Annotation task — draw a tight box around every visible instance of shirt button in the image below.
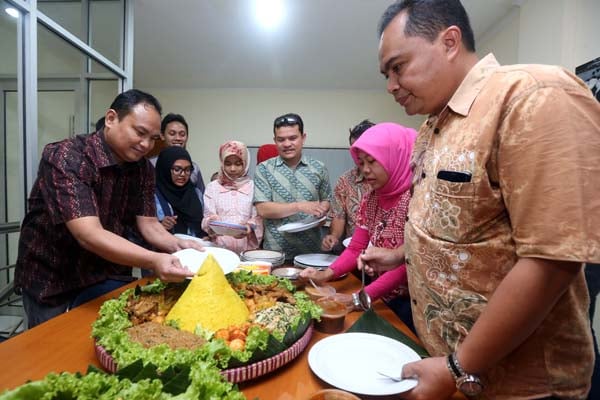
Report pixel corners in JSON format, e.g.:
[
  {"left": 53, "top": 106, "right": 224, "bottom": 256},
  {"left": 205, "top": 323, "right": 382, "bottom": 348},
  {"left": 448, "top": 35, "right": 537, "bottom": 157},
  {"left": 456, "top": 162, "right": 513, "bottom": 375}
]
[
  {"left": 406, "top": 257, "right": 410, "bottom": 265},
  {"left": 421, "top": 172, "right": 426, "bottom": 179},
  {"left": 412, "top": 299, "right": 417, "bottom": 305},
  {"left": 405, "top": 215, "right": 409, "bottom": 222},
  {"left": 433, "top": 128, "right": 440, "bottom": 134}
]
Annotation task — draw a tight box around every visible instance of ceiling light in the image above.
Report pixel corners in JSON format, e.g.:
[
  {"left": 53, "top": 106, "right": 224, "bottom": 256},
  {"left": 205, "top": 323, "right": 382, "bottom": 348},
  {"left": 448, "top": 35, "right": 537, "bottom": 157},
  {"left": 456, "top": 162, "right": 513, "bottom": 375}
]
[
  {"left": 5, "top": 7, "right": 19, "bottom": 18},
  {"left": 254, "top": 0, "right": 284, "bottom": 30}
]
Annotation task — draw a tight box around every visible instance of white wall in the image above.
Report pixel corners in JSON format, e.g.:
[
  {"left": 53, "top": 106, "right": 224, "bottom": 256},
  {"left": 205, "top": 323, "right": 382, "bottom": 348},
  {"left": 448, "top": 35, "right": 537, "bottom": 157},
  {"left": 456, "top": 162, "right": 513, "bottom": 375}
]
[
  {"left": 517, "top": 0, "right": 600, "bottom": 69},
  {"left": 144, "top": 88, "right": 426, "bottom": 178},
  {"left": 477, "top": 7, "right": 520, "bottom": 65}
]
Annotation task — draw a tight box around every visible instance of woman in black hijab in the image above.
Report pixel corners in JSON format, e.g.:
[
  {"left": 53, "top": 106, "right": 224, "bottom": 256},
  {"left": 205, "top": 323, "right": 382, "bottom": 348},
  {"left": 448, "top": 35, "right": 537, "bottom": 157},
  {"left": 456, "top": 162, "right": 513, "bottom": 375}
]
[{"left": 155, "top": 146, "right": 206, "bottom": 237}]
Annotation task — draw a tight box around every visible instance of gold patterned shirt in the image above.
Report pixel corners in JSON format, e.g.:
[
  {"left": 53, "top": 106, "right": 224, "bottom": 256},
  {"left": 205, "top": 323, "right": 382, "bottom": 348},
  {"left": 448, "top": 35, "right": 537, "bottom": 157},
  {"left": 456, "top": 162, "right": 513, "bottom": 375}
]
[{"left": 405, "top": 54, "right": 600, "bottom": 399}]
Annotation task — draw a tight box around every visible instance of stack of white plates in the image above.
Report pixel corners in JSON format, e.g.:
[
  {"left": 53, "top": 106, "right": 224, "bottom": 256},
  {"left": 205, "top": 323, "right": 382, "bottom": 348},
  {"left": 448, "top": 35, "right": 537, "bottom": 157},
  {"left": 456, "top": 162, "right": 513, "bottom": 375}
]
[
  {"left": 294, "top": 253, "right": 338, "bottom": 269},
  {"left": 240, "top": 249, "right": 285, "bottom": 267}
]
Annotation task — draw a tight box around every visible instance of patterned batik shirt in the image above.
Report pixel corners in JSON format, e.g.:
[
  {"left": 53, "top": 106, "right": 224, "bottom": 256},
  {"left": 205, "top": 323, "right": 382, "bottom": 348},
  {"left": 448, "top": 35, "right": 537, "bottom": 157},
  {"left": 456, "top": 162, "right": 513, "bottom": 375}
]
[
  {"left": 330, "top": 167, "right": 370, "bottom": 238},
  {"left": 405, "top": 53, "right": 600, "bottom": 399},
  {"left": 253, "top": 155, "right": 331, "bottom": 260},
  {"left": 15, "top": 131, "right": 156, "bottom": 306}
]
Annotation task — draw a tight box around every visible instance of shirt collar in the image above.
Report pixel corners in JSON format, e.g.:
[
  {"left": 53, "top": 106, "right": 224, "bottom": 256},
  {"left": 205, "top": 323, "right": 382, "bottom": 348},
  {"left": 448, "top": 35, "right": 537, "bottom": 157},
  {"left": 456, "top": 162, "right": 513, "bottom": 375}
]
[
  {"left": 96, "top": 130, "right": 145, "bottom": 170},
  {"left": 218, "top": 180, "right": 252, "bottom": 195},
  {"left": 446, "top": 53, "right": 500, "bottom": 117},
  {"left": 353, "top": 167, "right": 365, "bottom": 183},
  {"left": 274, "top": 154, "right": 308, "bottom": 168}
]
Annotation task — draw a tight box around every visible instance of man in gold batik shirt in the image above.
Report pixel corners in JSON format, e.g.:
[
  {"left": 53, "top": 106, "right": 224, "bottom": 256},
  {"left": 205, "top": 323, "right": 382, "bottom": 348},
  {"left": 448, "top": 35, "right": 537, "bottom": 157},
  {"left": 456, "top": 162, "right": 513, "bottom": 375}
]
[{"left": 359, "top": 1, "right": 600, "bottom": 399}]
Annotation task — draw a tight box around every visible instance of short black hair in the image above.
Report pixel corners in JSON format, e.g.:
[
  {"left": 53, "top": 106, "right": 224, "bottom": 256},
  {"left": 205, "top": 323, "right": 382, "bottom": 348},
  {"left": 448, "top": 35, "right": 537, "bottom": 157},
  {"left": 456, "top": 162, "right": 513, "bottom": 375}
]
[
  {"left": 95, "top": 116, "right": 105, "bottom": 132},
  {"left": 161, "top": 113, "right": 189, "bottom": 134},
  {"left": 349, "top": 119, "right": 375, "bottom": 142},
  {"left": 378, "top": 0, "right": 475, "bottom": 52},
  {"left": 273, "top": 113, "right": 304, "bottom": 134},
  {"left": 108, "top": 89, "right": 162, "bottom": 121}
]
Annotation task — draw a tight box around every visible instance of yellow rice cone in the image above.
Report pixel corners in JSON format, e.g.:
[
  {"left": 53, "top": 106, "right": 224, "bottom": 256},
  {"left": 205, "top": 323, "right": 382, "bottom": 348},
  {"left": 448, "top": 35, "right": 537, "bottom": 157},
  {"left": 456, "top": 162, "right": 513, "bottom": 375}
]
[{"left": 166, "top": 253, "right": 249, "bottom": 333}]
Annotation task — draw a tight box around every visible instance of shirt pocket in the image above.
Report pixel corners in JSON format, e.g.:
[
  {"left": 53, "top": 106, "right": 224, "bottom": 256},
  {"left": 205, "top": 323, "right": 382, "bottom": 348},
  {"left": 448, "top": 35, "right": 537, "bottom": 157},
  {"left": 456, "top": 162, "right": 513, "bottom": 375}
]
[{"left": 424, "top": 175, "right": 475, "bottom": 243}]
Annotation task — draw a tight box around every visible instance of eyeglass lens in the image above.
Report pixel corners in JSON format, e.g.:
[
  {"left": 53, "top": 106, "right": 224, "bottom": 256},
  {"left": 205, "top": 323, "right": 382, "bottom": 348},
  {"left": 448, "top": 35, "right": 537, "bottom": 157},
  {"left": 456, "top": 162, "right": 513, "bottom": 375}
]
[{"left": 172, "top": 166, "right": 193, "bottom": 174}]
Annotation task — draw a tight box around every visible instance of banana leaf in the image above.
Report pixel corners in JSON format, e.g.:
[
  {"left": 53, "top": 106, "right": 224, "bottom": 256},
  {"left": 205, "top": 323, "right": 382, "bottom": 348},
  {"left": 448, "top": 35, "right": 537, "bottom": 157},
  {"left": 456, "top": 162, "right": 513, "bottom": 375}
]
[
  {"left": 226, "top": 313, "right": 311, "bottom": 367},
  {"left": 347, "top": 308, "right": 429, "bottom": 358}
]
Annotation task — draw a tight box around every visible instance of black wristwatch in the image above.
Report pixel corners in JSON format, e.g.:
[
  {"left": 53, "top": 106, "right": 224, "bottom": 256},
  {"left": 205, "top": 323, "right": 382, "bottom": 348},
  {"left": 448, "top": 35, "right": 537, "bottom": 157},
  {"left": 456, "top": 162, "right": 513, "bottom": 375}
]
[{"left": 446, "top": 352, "right": 483, "bottom": 396}]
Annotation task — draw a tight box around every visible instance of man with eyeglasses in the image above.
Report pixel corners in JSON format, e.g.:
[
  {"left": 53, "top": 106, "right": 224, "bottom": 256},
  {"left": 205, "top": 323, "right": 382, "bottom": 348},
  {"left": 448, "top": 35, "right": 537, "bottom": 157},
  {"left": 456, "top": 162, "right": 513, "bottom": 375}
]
[
  {"left": 15, "top": 90, "right": 198, "bottom": 329},
  {"left": 253, "top": 113, "right": 332, "bottom": 260}
]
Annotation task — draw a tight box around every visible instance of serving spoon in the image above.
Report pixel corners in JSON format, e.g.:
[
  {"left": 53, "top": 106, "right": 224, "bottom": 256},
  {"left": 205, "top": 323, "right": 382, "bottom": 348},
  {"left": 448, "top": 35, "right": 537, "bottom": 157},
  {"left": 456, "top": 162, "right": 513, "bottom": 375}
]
[{"left": 355, "top": 252, "right": 372, "bottom": 311}]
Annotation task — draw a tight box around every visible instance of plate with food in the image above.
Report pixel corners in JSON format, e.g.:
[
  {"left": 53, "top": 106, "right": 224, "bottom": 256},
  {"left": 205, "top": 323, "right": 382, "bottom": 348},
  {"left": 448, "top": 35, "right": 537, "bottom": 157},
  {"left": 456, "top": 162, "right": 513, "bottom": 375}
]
[
  {"left": 92, "top": 255, "right": 322, "bottom": 384},
  {"left": 277, "top": 216, "right": 326, "bottom": 233},
  {"left": 308, "top": 333, "right": 420, "bottom": 395},
  {"left": 173, "top": 247, "right": 240, "bottom": 276}
]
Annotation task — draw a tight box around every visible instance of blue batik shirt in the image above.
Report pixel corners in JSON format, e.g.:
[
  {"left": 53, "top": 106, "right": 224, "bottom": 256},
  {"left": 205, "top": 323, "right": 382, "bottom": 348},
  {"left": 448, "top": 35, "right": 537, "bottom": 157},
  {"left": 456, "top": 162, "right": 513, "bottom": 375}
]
[{"left": 253, "top": 155, "right": 332, "bottom": 260}]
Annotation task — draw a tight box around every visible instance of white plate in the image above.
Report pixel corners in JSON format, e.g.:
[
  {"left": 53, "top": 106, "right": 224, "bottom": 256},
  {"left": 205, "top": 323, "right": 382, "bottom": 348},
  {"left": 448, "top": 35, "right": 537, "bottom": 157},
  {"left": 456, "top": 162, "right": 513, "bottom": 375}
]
[
  {"left": 209, "top": 221, "right": 247, "bottom": 236},
  {"left": 174, "top": 233, "right": 213, "bottom": 247},
  {"left": 241, "top": 249, "right": 284, "bottom": 260},
  {"left": 342, "top": 237, "right": 351, "bottom": 247},
  {"left": 277, "top": 216, "right": 326, "bottom": 233},
  {"left": 294, "top": 253, "right": 338, "bottom": 268},
  {"left": 173, "top": 247, "right": 240, "bottom": 277},
  {"left": 308, "top": 333, "right": 420, "bottom": 396}
]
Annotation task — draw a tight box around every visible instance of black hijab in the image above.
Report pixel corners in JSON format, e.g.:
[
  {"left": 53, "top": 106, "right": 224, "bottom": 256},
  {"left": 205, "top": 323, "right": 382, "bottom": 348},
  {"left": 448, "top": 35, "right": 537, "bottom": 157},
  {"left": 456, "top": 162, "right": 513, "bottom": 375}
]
[{"left": 155, "top": 146, "right": 203, "bottom": 235}]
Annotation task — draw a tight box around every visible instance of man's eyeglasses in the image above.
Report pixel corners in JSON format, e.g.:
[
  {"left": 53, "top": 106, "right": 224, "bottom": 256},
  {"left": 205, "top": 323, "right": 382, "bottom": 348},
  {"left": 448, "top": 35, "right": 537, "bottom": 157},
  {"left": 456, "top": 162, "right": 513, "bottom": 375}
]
[
  {"left": 274, "top": 116, "right": 299, "bottom": 128},
  {"left": 171, "top": 166, "right": 194, "bottom": 175}
]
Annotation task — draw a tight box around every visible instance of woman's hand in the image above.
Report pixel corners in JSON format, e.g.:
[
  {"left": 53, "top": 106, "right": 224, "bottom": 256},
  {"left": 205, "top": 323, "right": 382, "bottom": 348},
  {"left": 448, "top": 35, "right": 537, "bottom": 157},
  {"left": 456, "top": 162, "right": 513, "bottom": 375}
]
[
  {"left": 161, "top": 215, "right": 177, "bottom": 231},
  {"left": 233, "top": 224, "right": 253, "bottom": 239},
  {"left": 299, "top": 267, "right": 335, "bottom": 283},
  {"left": 321, "top": 234, "right": 339, "bottom": 251},
  {"left": 358, "top": 246, "right": 405, "bottom": 274}
]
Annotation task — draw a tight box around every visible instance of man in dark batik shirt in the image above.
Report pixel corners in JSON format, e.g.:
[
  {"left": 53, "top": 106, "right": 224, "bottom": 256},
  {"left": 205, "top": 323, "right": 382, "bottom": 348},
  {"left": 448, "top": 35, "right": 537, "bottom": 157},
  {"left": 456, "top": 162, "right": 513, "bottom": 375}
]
[{"left": 15, "top": 89, "right": 200, "bottom": 328}]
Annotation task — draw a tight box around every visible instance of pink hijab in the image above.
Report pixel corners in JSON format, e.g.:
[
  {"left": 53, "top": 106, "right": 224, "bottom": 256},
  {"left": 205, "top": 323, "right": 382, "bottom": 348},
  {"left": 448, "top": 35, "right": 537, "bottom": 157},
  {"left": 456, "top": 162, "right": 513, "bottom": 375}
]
[
  {"left": 350, "top": 123, "right": 417, "bottom": 209},
  {"left": 218, "top": 140, "right": 251, "bottom": 190}
]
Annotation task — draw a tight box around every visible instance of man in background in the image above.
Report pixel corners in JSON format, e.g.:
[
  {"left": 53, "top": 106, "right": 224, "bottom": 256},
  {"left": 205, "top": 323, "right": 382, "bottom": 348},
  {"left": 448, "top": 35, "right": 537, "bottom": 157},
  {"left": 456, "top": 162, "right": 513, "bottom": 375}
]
[
  {"left": 253, "top": 113, "right": 331, "bottom": 260},
  {"left": 321, "top": 119, "right": 374, "bottom": 254},
  {"left": 361, "top": 0, "right": 600, "bottom": 398},
  {"left": 15, "top": 89, "right": 197, "bottom": 328},
  {"left": 150, "top": 113, "right": 205, "bottom": 195}
]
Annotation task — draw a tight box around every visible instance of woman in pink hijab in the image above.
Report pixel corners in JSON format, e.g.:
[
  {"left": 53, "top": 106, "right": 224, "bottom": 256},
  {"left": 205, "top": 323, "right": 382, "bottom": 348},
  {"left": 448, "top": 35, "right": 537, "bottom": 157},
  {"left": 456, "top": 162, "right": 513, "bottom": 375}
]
[
  {"left": 301, "top": 123, "right": 417, "bottom": 331},
  {"left": 202, "top": 140, "right": 263, "bottom": 254}
]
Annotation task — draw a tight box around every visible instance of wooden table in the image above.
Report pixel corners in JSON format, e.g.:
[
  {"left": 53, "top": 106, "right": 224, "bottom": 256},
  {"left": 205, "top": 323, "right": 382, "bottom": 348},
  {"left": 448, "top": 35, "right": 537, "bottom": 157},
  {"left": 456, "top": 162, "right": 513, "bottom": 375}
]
[{"left": 0, "top": 274, "right": 464, "bottom": 399}]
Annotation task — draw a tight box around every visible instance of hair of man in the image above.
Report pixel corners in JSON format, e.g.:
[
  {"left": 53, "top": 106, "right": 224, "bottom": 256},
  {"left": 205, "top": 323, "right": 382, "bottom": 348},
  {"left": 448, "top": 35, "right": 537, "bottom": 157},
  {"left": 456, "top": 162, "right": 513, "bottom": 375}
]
[
  {"left": 161, "top": 113, "right": 189, "bottom": 134},
  {"left": 108, "top": 89, "right": 162, "bottom": 121},
  {"left": 378, "top": 0, "right": 475, "bottom": 52}
]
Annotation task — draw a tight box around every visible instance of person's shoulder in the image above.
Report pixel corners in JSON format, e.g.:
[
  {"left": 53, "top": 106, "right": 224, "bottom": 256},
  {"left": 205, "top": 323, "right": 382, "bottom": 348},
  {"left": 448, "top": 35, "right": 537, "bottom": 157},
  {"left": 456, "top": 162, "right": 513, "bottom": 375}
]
[
  {"left": 303, "top": 155, "right": 327, "bottom": 170},
  {"left": 205, "top": 180, "right": 222, "bottom": 191},
  {"left": 255, "top": 157, "right": 278, "bottom": 174},
  {"left": 492, "top": 63, "right": 585, "bottom": 94},
  {"left": 42, "top": 133, "right": 95, "bottom": 161}
]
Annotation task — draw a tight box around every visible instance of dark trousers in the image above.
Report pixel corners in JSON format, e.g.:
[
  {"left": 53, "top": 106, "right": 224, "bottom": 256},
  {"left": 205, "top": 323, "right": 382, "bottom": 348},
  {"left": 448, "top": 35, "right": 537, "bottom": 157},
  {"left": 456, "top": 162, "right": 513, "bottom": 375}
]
[
  {"left": 586, "top": 264, "right": 600, "bottom": 400},
  {"left": 23, "top": 279, "right": 130, "bottom": 329},
  {"left": 385, "top": 295, "right": 416, "bottom": 335}
]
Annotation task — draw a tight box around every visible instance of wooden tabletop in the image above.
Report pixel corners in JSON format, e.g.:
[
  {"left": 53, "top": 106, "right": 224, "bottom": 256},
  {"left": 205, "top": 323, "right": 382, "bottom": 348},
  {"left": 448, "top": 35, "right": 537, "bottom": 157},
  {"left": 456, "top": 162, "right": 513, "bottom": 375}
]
[{"left": 0, "top": 273, "right": 464, "bottom": 399}]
